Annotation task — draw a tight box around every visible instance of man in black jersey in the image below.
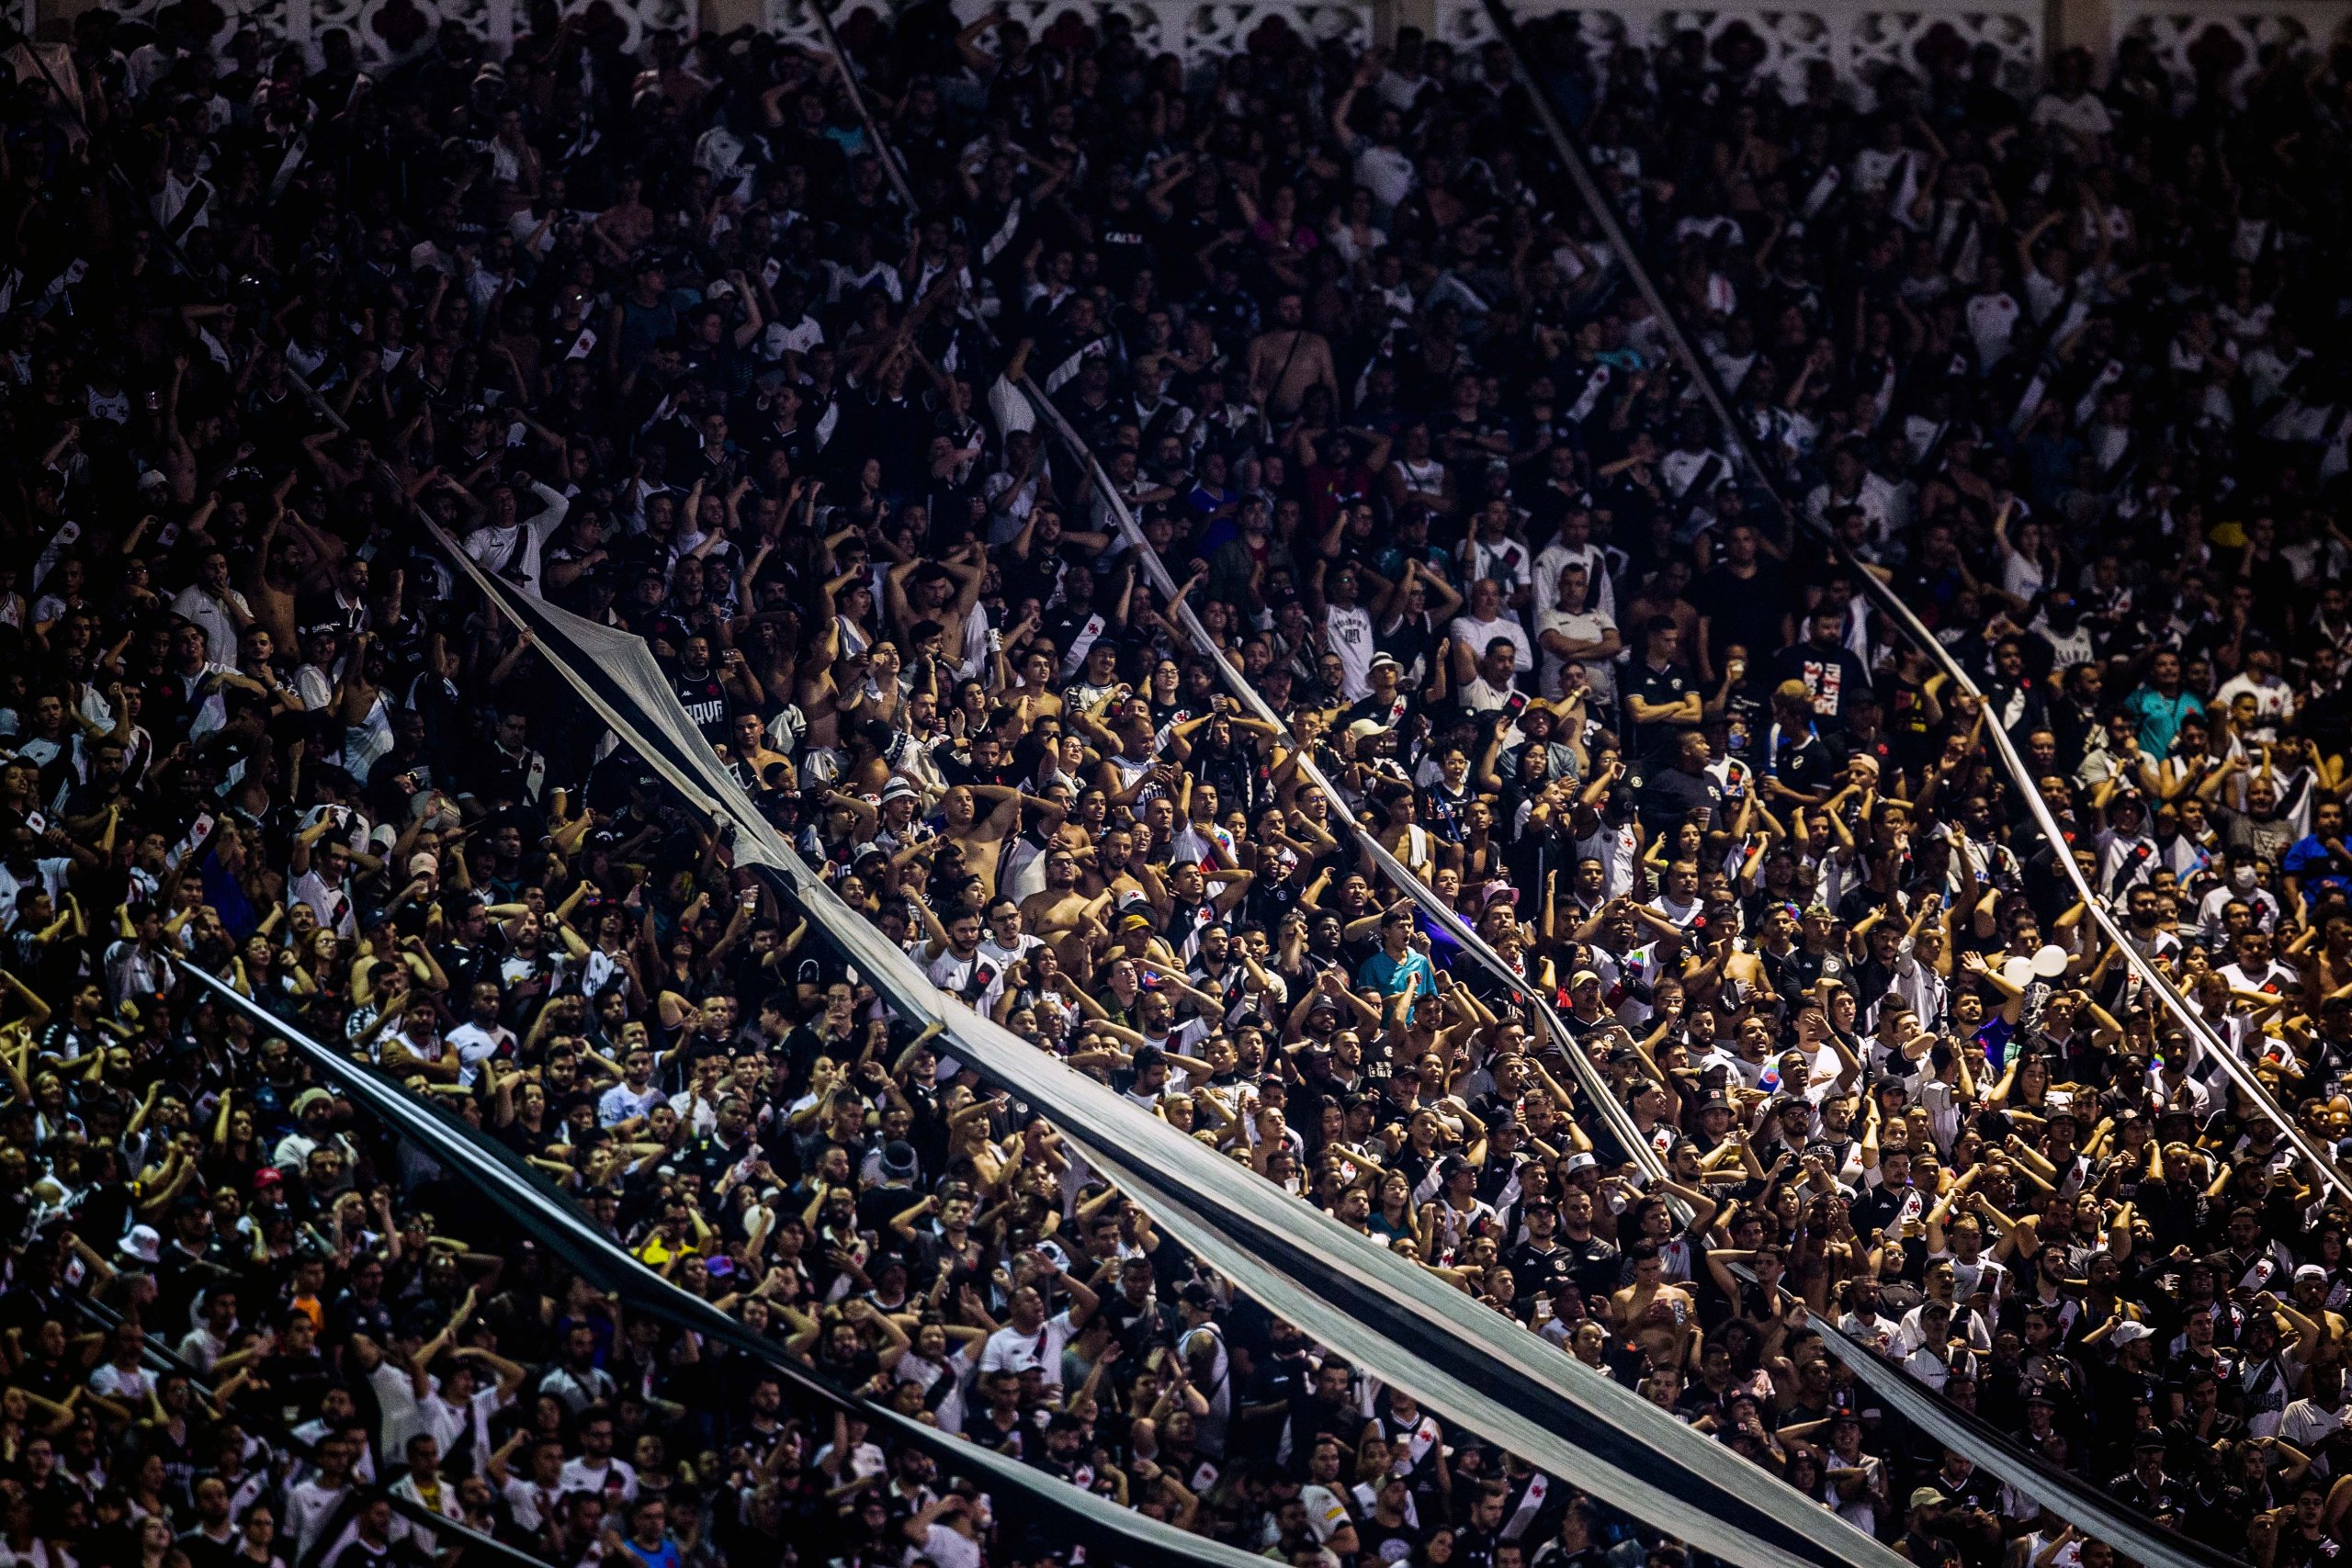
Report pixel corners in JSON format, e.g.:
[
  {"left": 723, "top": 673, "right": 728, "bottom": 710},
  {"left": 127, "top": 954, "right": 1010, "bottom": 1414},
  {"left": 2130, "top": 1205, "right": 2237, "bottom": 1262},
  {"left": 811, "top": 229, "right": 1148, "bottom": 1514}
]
[
  {"left": 672, "top": 634, "right": 761, "bottom": 746},
  {"left": 1624, "top": 618, "right": 1702, "bottom": 768},
  {"left": 1506, "top": 1199, "right": 1580, "bottom": 1309}
]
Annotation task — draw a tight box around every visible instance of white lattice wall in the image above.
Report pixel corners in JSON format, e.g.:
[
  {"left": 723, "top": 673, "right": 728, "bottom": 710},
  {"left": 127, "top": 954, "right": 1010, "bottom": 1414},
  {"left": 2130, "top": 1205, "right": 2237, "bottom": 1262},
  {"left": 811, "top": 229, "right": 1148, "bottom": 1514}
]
[
  {"left": 173, "top": 0, "right": 693, "bottom": 68},
  {"left": 922, "top": 0, "right": 1374, "bottom": 68},
  {"left": 2110, "top": 0, "right": 2352, "bottom": 91},
  {"left": 111, "top": 0, "right": 2352, "bottom": 91},
  {"left": 1429, "top": 1, "right": 2042, "bottom": 98}
]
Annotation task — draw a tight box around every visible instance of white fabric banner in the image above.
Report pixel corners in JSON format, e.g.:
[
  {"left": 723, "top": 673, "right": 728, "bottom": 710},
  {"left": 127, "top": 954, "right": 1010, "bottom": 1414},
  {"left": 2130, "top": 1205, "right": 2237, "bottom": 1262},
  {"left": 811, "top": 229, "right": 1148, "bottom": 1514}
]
[{"left": 418, "top": 526, "right": 1909, "bottom": 1568}]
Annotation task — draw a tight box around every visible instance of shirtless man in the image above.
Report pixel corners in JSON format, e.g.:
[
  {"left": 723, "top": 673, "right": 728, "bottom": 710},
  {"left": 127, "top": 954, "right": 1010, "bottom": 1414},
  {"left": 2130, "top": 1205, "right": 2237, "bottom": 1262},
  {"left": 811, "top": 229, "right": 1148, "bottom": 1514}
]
[
  {"left": 1092, "top": 824, "right": 1168, "bottom": 911},
  {"left": 1245, "top": 292, "right": 1338, "bottom": 421},
  {"left": 1609, "top": 1241, "right": 1697, "bottom": 1369},
  {"left": 730, "top": 713, "right": 797, "bottom": 794},
  {"left": 793, "top": 633, "right": 869, "bottom": 757},
  {"left": 940, "top": 783, "right": 1066, "bottom": 897},
  {"left": 1000, "top": 648, "right": 1066, "bottom": 721},
  {"left": 245, "top": 504, "right": 340, "bottom": 653},
  {"left": 1018, "top": 846, "right": 1114, "bottom": 946},
  {"left": 886, "top": 545, "right": 987, "bottom": 671}
]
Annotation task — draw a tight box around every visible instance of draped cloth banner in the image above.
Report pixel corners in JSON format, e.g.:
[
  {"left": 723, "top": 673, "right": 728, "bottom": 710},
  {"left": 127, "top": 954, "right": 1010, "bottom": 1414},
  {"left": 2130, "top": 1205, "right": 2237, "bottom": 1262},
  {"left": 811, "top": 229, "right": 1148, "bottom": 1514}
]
[
  {"left": 1471, "top": 0, "right": 2350, "bottom": 1213},
  {"left": 1007, "top": 276, "right": 2234, "bottom": 1568},
  {"left": 1472, "top": 3, "right": 2311, "bottom": 1562},
  {"left": 247, "top": 131, "right": 1883, "bottom": 1565},
  {"left": 179, "top": 965, "right": 1280, "bottom": 1568},
  {"left": 331, "top": 83, "right": 2186, "bottom": 1568},
  {"left": 404, "top": 522, "right": 1910, "bottom": 1568},
  {"left": 316, "top": 12, "right": 2133, "bottom": 1554}
]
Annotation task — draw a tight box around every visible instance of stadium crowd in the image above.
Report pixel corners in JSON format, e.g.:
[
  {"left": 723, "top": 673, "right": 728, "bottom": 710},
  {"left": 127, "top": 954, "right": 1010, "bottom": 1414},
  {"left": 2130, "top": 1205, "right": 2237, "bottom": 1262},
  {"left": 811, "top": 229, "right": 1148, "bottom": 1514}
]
[{"left": 3, "top": 2, "right": 2352, "bottom": 1567}]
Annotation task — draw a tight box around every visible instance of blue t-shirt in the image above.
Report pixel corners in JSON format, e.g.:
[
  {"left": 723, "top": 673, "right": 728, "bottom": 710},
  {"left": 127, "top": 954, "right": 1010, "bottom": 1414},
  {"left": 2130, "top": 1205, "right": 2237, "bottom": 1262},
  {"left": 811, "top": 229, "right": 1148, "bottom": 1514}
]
[
  {"left": 1357, "top": 946, "right": 1438, "bottom": 998},
  {"left": 1974, "top": 1016, "right": 2016, "bottom": 1070},
  {"left": 2283, "top": 833, "right": 2352, "bottom": 907}
]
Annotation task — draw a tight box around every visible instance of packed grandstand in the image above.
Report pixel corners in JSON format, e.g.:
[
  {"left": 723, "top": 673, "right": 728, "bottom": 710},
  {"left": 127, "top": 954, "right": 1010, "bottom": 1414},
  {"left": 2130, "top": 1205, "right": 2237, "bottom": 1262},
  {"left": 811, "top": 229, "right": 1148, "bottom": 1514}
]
[{"left": 0, "top": 4, "right": 2348, "bottom": 1568}]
